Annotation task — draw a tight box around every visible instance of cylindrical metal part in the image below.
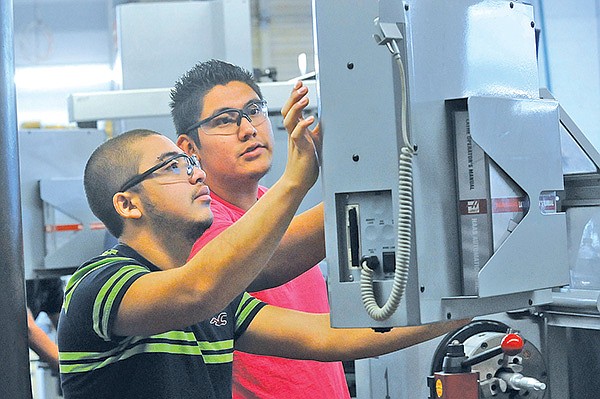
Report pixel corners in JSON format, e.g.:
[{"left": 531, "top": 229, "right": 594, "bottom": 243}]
[
  {"left": 551, "top": 289, "right": 600, "bottom": 313},
  {"left": 498, "top": 372, "right": 547, "bottom": 392},
  {"left": 0, "top": 1, "right": 33, "bottom": 398}
]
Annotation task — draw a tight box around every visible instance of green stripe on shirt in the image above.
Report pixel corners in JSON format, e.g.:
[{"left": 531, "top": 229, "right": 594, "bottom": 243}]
[
  {"left": 235, "top": 293, "right": 263, "bottom": 331},
  {"left": 60, "top": 332, "right": 235, "bottom": 374},
  {"left": 92, "top": 266, "right": 147, "bottom": 341}
]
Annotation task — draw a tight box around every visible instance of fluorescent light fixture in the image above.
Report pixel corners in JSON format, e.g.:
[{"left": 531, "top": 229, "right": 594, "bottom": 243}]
[{"left": 14, "top": 63, "right": 115, "bottom": 91}]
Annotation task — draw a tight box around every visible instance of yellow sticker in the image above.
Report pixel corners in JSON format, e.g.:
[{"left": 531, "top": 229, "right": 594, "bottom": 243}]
[{"left": 436, "top": 378, "right": 443, "bottom": 398}]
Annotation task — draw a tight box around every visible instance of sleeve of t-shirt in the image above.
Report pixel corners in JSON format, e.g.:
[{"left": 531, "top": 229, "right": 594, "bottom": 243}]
[
  {"left": 232, "top": 292, "right": 267, "bottom": 340},
  {"left": 63, "top": 259, "right": 149, "bottom": 342}
]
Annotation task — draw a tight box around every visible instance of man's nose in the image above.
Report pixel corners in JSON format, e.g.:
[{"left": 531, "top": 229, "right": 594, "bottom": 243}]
[
  {"left": 189, "top": 164, "right": 207, "bottom": 184},
  {"left": 238, "top": 114, "right": 257, "bottom": 140}
]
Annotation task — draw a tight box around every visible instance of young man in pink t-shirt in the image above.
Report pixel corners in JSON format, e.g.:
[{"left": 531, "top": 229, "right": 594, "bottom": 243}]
[{"left": 171, "top": 60, "right": 350, "bottom": 398}]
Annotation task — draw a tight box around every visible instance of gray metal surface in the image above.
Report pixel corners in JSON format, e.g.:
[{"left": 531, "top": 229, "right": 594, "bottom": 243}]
[
  {"left": 315, "top": 0, "right": 569, "bottom": 329},
  {"left": 467, "top": 96, "right": 567, "bottom": 297},
  {"left": 67, "top": 81, "right": 317, "bottom": 123},
  {"left": 19, "top": 129, "right": 106, "bottom": 279},
  {"left": 117, "top": 1, "right": 227, "bottom": 89},
  {"left": 0, "top": 0, "right": 33, "bottom": 396},
  {"left": 544, "top": 324, "right": 600, "bottom": 399},
  {"left": 315, "top": 0, "right": 415, "bottom": 329},
  {"left": 115, "top": 0, "right": 252, "bottom": 139}
]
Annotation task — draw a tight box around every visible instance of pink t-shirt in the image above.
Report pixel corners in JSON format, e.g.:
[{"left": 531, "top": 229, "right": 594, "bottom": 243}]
[{"left": 189, "top": 186, "right": 351, "bottom": 399}]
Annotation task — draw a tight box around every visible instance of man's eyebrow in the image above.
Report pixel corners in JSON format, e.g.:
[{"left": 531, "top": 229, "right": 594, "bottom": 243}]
[
  {"left": 207, "top": 98, "right": 261, "bottom": 116},
  {"left": 243, "top": 98, "right": 262, "bottom": 107},
  {"left": 156, "top": 151, "right": 182, "bottom": 162}
]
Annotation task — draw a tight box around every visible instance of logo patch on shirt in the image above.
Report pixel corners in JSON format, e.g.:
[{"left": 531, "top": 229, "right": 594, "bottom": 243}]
[{"left": 210, "top": 312, "right": 227, "bottom": 326}]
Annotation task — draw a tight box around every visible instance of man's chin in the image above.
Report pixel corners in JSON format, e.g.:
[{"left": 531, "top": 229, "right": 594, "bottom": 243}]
[
  {"left": 249, "top": 164, "right": 272, "bottom": 181},
  {"left": 197, "top": 215, "right": 214, "bottom": 236}
]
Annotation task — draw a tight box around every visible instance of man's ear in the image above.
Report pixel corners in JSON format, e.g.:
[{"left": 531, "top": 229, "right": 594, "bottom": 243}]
[
  {"left": 113, "top": 192, "right": 142, "bottom": 220},
  {"left": 176, "top": 134, "right": 200, "bottom": 158}
]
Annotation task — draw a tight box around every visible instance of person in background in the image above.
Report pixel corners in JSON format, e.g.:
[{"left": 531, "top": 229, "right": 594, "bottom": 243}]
[
  {"left": 57, "top": 128, "right": 468, "bottom": 399},
  {"left": 171, "top": 59, "right": 345, "bottom": 398},
  {"left": 27, "top": 307, "right": 60, "bottom": 373},
  {"left": 26, "top": 277, "right": 64, "bottom": 373}
]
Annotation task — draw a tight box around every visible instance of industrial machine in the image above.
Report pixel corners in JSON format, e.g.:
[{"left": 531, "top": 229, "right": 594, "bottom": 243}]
[
  {"left": 315, "top": 0, "right": 569, "bottom": 329},
  {"left": 312, "top": 0, "right": 600, "bottom": 398}
]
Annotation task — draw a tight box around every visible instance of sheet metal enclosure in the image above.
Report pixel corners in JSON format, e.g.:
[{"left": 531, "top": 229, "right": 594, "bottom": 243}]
[
  {"left": 314, "top": 0, "right": 569, "bottom": 328},
  {"left": 19, "top": 129, "right": 106, "bottom": 279},
  {"left": 114, "top": 0, "right": 252, "bottom": 139}
]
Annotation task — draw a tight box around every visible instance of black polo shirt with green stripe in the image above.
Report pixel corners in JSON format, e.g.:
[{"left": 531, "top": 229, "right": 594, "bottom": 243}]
[{"left": 58, "top": 244, "right": 266, "bottom": 399}]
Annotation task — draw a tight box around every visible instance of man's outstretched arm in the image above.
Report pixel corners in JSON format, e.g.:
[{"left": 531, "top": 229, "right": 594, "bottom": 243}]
[{"left": 235, "top": 305, "right": 470, "bottom": 361}]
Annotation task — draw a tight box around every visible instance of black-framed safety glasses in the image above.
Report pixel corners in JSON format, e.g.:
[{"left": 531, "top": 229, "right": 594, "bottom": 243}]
[
  {"left": 184, "top": 100, "right": 268, "bottom": 136},
  {"left": 119, "top": 153, "right": 200, "bottom": 193}
]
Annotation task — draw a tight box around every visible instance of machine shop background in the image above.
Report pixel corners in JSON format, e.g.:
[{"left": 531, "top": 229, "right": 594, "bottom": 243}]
[{"left": 2, "top": 1, "right": 600, "bottom": 398}]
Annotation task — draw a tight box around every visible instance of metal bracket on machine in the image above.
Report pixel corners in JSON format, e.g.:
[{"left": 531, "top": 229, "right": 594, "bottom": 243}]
[
  {"left": 40, "top": 178, "right": 107, "bottom": 271},
  {"left": 446, "top": 96, "right": 568, "bottom": 299}
]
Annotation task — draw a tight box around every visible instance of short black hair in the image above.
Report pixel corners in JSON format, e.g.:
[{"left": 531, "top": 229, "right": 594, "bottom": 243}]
[
  {"left": 170, "top": 59, "right": 262, "bottom": 146},
  {"left": 84, "top": 129, "right": 161, "bottom": 238}
]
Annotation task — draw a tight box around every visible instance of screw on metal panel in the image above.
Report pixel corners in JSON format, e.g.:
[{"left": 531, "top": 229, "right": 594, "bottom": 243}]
[
  {"left": 420, "top": 285, "right": 425, "bottom": 293},
  {"left": 404, "top": 4, "right": 409, "bottom": 11},
  {"left": 352, "top": 154, "right": 360, "bottom": 162},
  {"left": 446, "top": 312, "right": 452, "bottom": 319},
  {"left": 510, "top": 2, "right": 514, "bottom": 8},
  {"left": 531, "top": 21, "right": 535, "bottom": 28},
  {"left": 347, "top": 62, "right": 354, "bottom": 70}
]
